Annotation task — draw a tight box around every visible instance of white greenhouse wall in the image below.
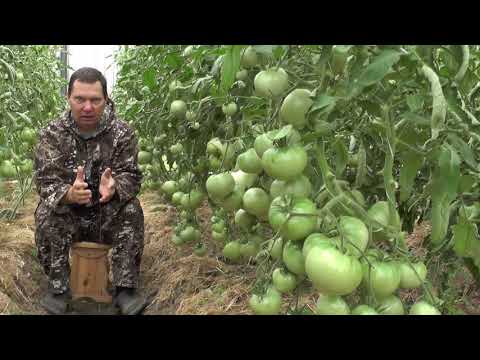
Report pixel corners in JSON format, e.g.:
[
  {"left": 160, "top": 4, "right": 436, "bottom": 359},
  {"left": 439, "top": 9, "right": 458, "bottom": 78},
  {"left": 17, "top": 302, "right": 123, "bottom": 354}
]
[{"left": 67, "top": 45, "right": 119, "bottom": 96}]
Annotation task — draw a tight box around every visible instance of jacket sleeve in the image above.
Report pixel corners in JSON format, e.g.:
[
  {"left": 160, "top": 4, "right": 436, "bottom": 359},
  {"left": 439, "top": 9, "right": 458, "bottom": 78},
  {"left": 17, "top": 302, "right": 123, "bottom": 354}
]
[
  {"left": 33, "top": 128, "right": 72, "bottom": 214},
  {"left": 111, "top": 127, "right": 143, "bottom": 205}
]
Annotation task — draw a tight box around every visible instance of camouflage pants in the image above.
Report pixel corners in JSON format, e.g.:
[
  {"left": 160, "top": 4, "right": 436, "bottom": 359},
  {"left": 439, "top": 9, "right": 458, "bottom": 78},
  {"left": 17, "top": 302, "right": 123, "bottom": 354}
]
[{"left": 34, "top": 198, "right": 144, "bottom": 295}]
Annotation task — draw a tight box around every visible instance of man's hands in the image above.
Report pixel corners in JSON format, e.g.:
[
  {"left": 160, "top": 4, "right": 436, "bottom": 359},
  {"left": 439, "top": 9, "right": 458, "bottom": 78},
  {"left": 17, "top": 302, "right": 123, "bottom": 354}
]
[
  {"left": 64, "top": 166, "right": 91, "bottom": 205},
  {"left": 99, "top": 167, "right": 116, "bottom": 203},
  {"left": 63, "top": 166, "right": 116, "bottom": 205}
]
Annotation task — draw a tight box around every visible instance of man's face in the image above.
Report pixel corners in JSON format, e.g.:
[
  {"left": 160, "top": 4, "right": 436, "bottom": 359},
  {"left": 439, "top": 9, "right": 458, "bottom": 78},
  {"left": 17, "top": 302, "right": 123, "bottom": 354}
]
[{"left": 68, "top": 80, "right": 107, "bottom": 132}]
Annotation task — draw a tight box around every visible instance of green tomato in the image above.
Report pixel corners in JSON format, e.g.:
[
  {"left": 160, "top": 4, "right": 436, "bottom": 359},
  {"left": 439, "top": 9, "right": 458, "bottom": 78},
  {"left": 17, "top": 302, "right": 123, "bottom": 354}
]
[
  {"left": 206, "top": 172, "right": 235, "bottom": 201},
  {"left": 240, "top": 241, "right": 260, "bottom": 260},
  {"left": 138, "top": 151, "right": 153, "bottom": 165},
  {"left": 367, "top": 201, "right": 401, "bottom": 242},
  {"left": 240, "top": 46, "right": 258, "bottom": 69},
  {"left": 193, "top": 243, "right": 207, "bottom": 257},
  {"left": 20, "top": 127, "right": 37, "bottom": 145},
  {"left": 254, "top": 67, "right": 289, "bottom": 98},
  {"left": 235, "top": 209, "right": 256, "bottom": 230},
  {"left": 249, "top": 287, "right": 282, "bottom": 315},
  {"left": 180, "top": 226, "right": 198, "bottom": 243},
  {"left": 170, "top": 100, "right": 187, "bottom": 119},
  {"left": 262, "top": 146, "right": 308, "bottom": 181},
  {"left": 305, "top": 246, "right": 363, "bottom": 296},
  {"left": 242, "top": 187, "right": 270, "bottom": 219},
  {"left": 231, "top": 170, "right": 258, "bottom": 193},
  {"left": 352, "top": 305, "right": 378, "bottom": 315},
  {"left": 377, "top": 295, "right": 405, "bottom": 315},
  {"left": 172, "top": 191, "right": 185, "bottom": 205},
  {"left": 279, "top": 89, "right": 313, "bottom": 130},
  {"left": 254, "top": 133, "right": 274, "bottom": 158},
  {"left": 223, "top": 241, "right": 242, "bottom": 262},
  {"left": 161, "top": 180, "right": 178, "bottom": 196},
  {"left": 169, "top": 80, "right": 182, "bottom": 93},
  {"left": 170, "top": 143, "right": 184, "bottom": 154},
  {"left": 315, "top": 294, "right": 350, "bottom": 315},
  {"left": 181, "top": 190, "right": 204, "bottom": 210},
  {"left": 237, "top": 148, "right": 263, "bottom": 174},
  {"left": 236, "top": 69, "right": 248, "bottom": 81},
  {"left": 269, "top": 196, "right": 317, "bottom": 242},
  {"left": 211, "top": 220, "right": 226, "bottom": 233},
  {"left": 171, "top": 234, "right": 185, "bottom": 246},
  {"left": 0, "top": 160, "right": 16, "bottom": 179},
  {"left": 212, "top": 230, "right": 227, "bottom": 243},
  {"left": 283, "top": 241, "right": 305, "bottom": 275},
  {"left": 409, "top": 301, "right": 441, "bottom": 315},
  {"left": 302, "top": 233, "right": 334, "bottom": 259},
  {"left": 338, "top": 216, "right": 369, "bottom": 258},
  {"left": 399, "top": 262, "right": 427, "bottom": 289},
  {"left": 221, "top": 187, "right": 243, "bottom": 211},
  {"left": 272, "top": 268, "right": 297, "bottom": 294},
  {"left": 270, "top": 175, "right": 312, "bottom": 199},
  {"left": 222, "top": 102, "right": 238, "bottom": 117},
  {"left": 362, "top": 261, "right": 401, "bottom": 299}
]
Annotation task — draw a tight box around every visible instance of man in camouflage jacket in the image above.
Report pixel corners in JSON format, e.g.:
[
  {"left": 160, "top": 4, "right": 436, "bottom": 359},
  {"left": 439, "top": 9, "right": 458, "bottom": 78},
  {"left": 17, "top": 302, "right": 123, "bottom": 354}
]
[{"left": 34, "top": 67, "right": 148, "bottom": 315}]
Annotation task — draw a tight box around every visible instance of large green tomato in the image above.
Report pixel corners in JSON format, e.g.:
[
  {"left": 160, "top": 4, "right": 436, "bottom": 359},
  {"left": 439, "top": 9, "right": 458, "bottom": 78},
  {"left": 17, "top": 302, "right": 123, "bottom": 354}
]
[
  {"left": 279, "top": 89, "right": 313, "bottom": 129},
  {"left": 367, "top": 201, "right": 401, "bottom": 242},
  {"left": 302, "top": 233, "right": 334, "bottom": 259},
  {"left": 231, "top": 170, "right": 258, "bottom": 193},
  {"left": 206, "top": 172, "right": 235, "bottom": 200},
  {"left": 211, "top": 220, "right": 226, "bottom": 233},
  {"left": 270, "top": 175, "right": 312, "bottom": 199},
  {"left": 338, "top": 216, "right": 369, "bottom": 258},
  {"left": 180, "top": 190, "right": 205, "bottom": 210},
  {"left": 212, "top": 230, "right": 227, "bottom": 243},
  {"left": 262, "top": 146, "right": 308, "bottom": 181},
  {"left": 237, "top": 148, "right": 263, "bottom": 174},
  {"left": 409, "top": 301, "right": 441, "bottom": 315},
  {"left": 171, "top": 191, "right": 185, "bottom": 205},
  {"left": 269, "top": 196, "right": 317, "bottom": 241},
  {"left": 305, "top": 246, "right": 363, "bottom": 296},
  {"left": 376, "top": 295, "right": 405, "bottom": 315},
  {"left": 171, "top": 234, "right": 184, "bottom": 246},
  {"left": 352, "top": 305, "right": 379, "bottom": 315},
  {"left": 249, "top": 287, "right": 282, "bottom": 315},
  {"left": 221, "top": 187, "right": 243, "bottom": 211},
  {"left": 170, "top": 100, "right": 187, "bottom": 119},
  {"left": 235, "top": 209, "right": 256, "bottom": 230},
  {"left": 399, "top": 262, "right": 427, "bottom": 289},
  {"left": 240, "top": 46, "right": 258, "bottom": 69},
  {"left": 272, "top": 268, "right": 297, "bottom": 293},
  {"left": 223, "top": 241, "right": 241, "bottom": 262},
  {"left": 179, "top": 226, "right": 199, "bottom": 243},
  {"left": 282, "top": 241, "right": 305, "bottom": 275},
  {"left": 254, "top": 67, "right": 289, "bottom": 98},
  {"left": 315, "top": 294, "right": 350, "bottom": 315},
  {"left": 222, "top": 102, "right": 238, "bottom": 117},
  {"left": 240, "top": 241, "right": 260, "bottom": 260},
  {"left": 20, "top": 127, "right": 37, "bottom": 145},
  {"left": 362, "top": 261, "right": 401, "bottom": 299},
  {"left": 243, "top": 187, "right": 270, "bottom": 219},
  {"left": 161, "top": 180, "right": 178, "bottom": 196},
  {"left": 254, "top": 133, "right": 274, "bottom": 158},
  {"left": 138, "top": 151, "right": 153, "bottom": 165}
]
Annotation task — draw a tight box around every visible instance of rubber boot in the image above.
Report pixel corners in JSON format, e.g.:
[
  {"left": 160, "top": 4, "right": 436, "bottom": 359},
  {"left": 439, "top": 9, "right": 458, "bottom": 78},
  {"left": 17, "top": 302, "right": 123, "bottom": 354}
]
[
  {"left": 40, "top": 290, "right": 71, "bottom": 315},
  {"left": 114, "top": 287, "right": 150, "bottom": 315}
]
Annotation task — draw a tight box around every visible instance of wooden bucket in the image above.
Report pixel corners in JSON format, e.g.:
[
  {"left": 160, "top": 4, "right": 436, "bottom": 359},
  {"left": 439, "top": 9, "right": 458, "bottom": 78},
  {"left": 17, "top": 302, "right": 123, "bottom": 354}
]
[{"left": 70, "top": 242, "right": 113, "bottom": 303}]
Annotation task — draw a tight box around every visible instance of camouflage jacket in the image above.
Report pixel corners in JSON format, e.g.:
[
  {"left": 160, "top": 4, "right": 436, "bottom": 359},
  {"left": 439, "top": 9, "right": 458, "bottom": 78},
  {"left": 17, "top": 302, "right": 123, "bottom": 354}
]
[{"left": 33, "top": 101, "right": 142, "bottom": 218}]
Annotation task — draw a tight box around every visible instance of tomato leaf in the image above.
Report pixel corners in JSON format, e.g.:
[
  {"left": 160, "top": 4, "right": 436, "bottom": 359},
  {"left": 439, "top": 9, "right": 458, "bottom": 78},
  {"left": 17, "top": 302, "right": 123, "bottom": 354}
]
[
  {"left": 458, "top": 174, "right": 476, "bottom": 194},
  {"left": 452, "top": 216, "right": 479, "bottom": 258},
  {"left": 399, "top": 150, "right": 424, "bottom": 202},
  {"left": 220, "top": 45, "right": 243, "bottom": 95},
  {"left": 348, "top": 49, "right": 402, "bottom": 98},
  {"left": 272, "top": 125, "right": 293, "bottom": 140},
  {"left": 447, "top": 133, "right": 477, "bottom": 170},
  {"left": 143, "top": 68, "right": 157, "bottom": 90},
  {"left": 164, "top": 53, "right": 182, "bottom": 69},
  {"left": 333, "top": 137, "right": 348, "bottom": 178},
  {"left": 309, "top": 94, "right": 336, "bottom": 114},
  {"left": 406, "top": 95, "right": 424, "bottom": 112}
]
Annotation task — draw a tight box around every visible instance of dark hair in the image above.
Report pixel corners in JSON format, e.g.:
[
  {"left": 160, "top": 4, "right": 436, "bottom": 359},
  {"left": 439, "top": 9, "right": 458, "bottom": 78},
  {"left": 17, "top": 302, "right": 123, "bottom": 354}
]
[{"left": 68, "top": 67, "right": 108, "bottom": 99}]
